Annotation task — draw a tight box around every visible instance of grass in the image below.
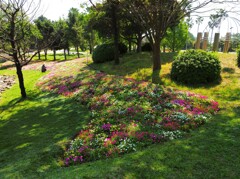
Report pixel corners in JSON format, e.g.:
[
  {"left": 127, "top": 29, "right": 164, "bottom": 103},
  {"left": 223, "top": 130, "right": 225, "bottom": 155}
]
[
  {"left": 0, "top": 52, "right": 240, "bottom": 178},
  {"left": 33, "top": 53, "right": 88, "bottom": 61}
]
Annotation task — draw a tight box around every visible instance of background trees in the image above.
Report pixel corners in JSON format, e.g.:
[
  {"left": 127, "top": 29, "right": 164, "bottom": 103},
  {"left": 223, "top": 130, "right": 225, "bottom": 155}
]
[
  {"left": 67, "top": 8, "right": 85, "bottom": 58},
  {"left": 162, "top": 21, "right": 189, "bottom": 52},
  {"left": 34, "top": 15, "right": 54, "bottom": 60}
]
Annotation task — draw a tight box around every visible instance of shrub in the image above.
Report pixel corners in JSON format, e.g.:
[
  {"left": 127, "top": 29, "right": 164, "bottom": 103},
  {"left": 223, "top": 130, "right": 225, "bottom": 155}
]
[
  {"left": 92, "top": 43, "right": 115, "bottom": 63},
  {"left": 171, "top": 50, "right": 221, "bottom": 84},
  {"left": 118, "top": 42, "right": 128, "bottom": 55},
  {"left": 92, "top": 43, "right": 128, "bottom": 63},
  {"left": 237, "top": 49, "right": 240, "bottom": 68},
  {"left": 142, "top": 42, "right": 152, "bottom": 52}
]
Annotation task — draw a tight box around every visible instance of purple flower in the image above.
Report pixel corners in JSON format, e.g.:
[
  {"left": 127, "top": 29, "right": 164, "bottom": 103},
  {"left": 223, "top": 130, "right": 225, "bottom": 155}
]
[
  {"left": 102, "top": 123, "right": 111, "bottom": 131},
  {"left": 173, "top": 99, "right": 186, "bottom": 106}
]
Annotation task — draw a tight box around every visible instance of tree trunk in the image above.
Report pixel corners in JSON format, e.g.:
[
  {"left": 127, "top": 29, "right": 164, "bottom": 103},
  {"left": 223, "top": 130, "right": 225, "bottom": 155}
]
[
  {"left": 152, "top": 40, "right": 161, "bottom": 83},
  {"left": 172, "top": 27, "right": 176, "bottom": 52},
  {"left": 53, "top": 49, "right": 56, "bottom": 61},
  {"left": 38, "top": 50, "right": 41, "bottom": 60},
  {"left": 44, "top": 49, "right": 47, "bottom": 60},
  {"left": 76, "top": 46, "right": 80, "bottom": 58},
  {"left": 64, "top": 49, "right": 67, "bottom": 60},
  {"left": 128, "top": 40, "right": 132, "bottom": 52},
  {"left": 67, "top": 48, "right": 70, "bottom": 55},
  {"left": 89, "top": 43, "right": 93, "bottom": 54},
  {"left": 111, "top": 2, "right": 120, "bottom": 65},
  {"left": 136, "top": 34, "right": 142, "bottom": 53},
  {"left": 9, "top": 13, "right": 27, "bottom": 98},
  {"left": 163, "top": 45, "right": 166, "bottom": 53},
  {"left": 90, "top": 30, "right": 94, "bottom": 54},
  {"left": 15, "top": 62, "right": 27, "bottom": 98}
]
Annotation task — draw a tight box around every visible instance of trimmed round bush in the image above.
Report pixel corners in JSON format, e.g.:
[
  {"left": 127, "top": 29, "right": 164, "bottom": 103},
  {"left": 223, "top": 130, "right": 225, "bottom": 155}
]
[
  {"left": 171, "top": 50, "right": 221, "bottom": 84},
  {"left": 92, "top": 43, "right": 115, "bottom": 63},
  {"left": 142, "top": 42, "right": 152, "bottom": 52}
]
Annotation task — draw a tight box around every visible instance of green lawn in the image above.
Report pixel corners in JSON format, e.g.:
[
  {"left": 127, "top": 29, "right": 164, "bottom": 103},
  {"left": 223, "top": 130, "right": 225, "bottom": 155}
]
[
  {"left": 0, "top": 52, "right": 239, "bottom": 178},
  {"left": 33, "top": 52, "right": 88, "bottom": 61}
]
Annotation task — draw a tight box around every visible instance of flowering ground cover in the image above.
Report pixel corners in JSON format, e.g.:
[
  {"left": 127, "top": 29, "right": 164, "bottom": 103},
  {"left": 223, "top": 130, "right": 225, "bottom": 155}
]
[{"left": 36, "top": 60, "right": 219, "bottom": 166}]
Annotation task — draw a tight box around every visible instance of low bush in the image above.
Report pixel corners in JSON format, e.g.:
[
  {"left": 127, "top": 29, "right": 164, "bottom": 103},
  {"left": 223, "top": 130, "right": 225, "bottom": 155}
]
[
  {"left": 92, "top": 43, "right": 128, "bottom": 63},
  {"left": 171, "top": 50, "right": 221, "bottom": 84},
  {"left": 92, "top": 44, "right": 115, "bottom": 63},
  {"left": 118, "top": 42, "right": 128, "bottom": 55},
  {"left": 142, "top": 42, "right": 152, "bottom": 52}
]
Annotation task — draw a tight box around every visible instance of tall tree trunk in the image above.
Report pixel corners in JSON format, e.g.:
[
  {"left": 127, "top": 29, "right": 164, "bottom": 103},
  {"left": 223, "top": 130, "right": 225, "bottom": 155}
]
[
  {"left": 111, "top": 2, "right": 120, "bottom": 65},
  {"left": 136, "top": 34, "right": 142, "bottom": 53},
  {"left": 53, "top": 49, "right": 56, "bottom": 61},
  {"left": 67, "top": 48, "right": 70, "bottom": 56},
  {"left": 15, "top": 61, "right": 27, "bottom": 98},
  {"left": 163, "top": 45, "right": 166, "bottom": 53},
  {"left": 64, "top": 49, "right": 67, "bottom": 60},
  {"left": 10, "top": 13, "right": 26, "bottom": 98},
  {"left": 76, "top": 46, "right": 80, "bottom": 58},
  {"left": 89, "top": 43, "right": 93, "bottom": 54},
  {"left": 128, "top": 40, "right": 132, "bottom": 52},
  {"left": 44, "top": 49, "right": 47, "bottom": 60},
  {"left": 38, "top": 50, "right": 41, "bottom": 60},
  {"left": 172, "top": 27, "right": 176, "bottom": 52},
  {"left": 152, "top": 39, "right": 161, "bottom": 83},
  {"left": 90, "top": 30, "right": 94, "bottom": 54}
]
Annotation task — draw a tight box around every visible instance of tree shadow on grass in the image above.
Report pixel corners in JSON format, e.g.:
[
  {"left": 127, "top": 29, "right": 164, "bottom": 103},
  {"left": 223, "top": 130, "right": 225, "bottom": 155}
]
[
  {"left": 89, "top": 52, "right": 177, "bottom": 77},
  {"left": 0, "top": 92, "right": 90, "bottom": 178},
  {"left": 222, "top": 67, "right": 235, "bottom": 74}
]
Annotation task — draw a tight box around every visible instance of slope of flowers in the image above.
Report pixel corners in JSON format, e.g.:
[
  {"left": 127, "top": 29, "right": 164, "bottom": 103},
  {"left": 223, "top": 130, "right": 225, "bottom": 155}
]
[{"left": 37, "top": 63, "right": 219, "bottom": 167}]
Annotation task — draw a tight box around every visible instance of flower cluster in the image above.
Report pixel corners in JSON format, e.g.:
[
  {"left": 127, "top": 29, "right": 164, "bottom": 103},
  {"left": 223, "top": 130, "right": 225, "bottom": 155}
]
[{"left": 36, "top": 61, "right": 219, "bottom": 166}]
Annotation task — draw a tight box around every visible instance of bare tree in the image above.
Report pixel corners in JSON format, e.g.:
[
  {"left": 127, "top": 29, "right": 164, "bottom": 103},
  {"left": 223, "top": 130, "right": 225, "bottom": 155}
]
[{"left": 0, "top": 0, "right": 41, "bottom": 98}]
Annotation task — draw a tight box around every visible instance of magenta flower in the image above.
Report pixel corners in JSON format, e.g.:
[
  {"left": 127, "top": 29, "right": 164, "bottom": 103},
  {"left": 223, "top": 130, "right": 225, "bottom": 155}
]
[{"left": 102, "top": 123, "right": 111, "bottom": 131}]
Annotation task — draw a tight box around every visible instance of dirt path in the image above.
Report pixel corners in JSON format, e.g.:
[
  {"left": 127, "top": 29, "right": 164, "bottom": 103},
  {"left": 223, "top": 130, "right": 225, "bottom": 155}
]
[{"left": 0, "top": 75, "right": 15, "bottom": 95}]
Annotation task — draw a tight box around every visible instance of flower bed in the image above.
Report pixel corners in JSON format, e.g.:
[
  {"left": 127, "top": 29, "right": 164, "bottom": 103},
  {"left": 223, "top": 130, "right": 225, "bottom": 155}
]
[{"left": 37, "top": 66, "right": 219, "bottom": 166}]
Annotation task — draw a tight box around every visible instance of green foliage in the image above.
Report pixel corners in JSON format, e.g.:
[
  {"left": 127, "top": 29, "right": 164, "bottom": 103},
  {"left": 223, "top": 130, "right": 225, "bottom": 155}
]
[
  {"left": 92, "top": 42, "right": 127, "bottom": 63},
  {"left": 142, "top": 42, "right": 152, "bottom": 52},
  {"left": 92, "top": 43, "right": 115, "bottom": 63},
  {"left": 171, "top": 50, "right": 221, "bottom": 84},
  {"left": 162, "top": 21, "right": 189, "bottom": 52},
  {"left": 118, "top": 42, "right": 128, "bottom": 54},
  {"left": 237, "top": 48, "right": 240, "bottom": 68}
]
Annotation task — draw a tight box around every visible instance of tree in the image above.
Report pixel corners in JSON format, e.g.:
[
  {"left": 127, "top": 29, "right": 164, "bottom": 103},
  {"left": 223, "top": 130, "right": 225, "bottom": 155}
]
[
  {"left": 123, "top": 0, "right": 213, "bottom": 82},
  {"left": 83, "top": 6, "right": 100, "bottom": 54},
  {"left": 231, "top": 33, "right": 240, "bottom": 50},
  {"left": 0, "top": 0, "right": 41, "bottom": 98},
  {"left": 89, "top": 0, "right": 120, "bottom": 65},
  {"left": 195, "top": 16, "right": 204, "bottom": 33},
  {"left": 34, "top": 15, "right": 54, "bottom": 60},
  {"left": 208, "top": 9, "right": 228, "bottom": 45},
  {"left": 162, "top": 20, "right": 189, "bottom": 52},
  {"left": 67, "top": 8, "right": 84, "bottom": 58}
]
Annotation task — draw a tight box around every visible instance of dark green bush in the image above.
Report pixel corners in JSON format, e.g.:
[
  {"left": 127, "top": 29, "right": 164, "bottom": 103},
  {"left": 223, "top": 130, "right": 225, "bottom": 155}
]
[
  {"left": 237, "top": 49, "right": 240, "bottom": 68},
  {"left": 92, "top": 43, "right": 115, "bottom": 63},
  {"left": 142, "top": 42, "right": 152, "bottom": 52},
  {"left": 171, "top": 50, "right": 221, "bottom": 84},
  {"left": 118, "top": 42, "right": 128, "bottom": 55}
]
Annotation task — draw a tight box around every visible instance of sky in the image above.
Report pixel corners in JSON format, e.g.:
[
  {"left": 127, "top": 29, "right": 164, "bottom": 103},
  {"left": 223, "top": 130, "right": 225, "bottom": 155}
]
[
  {"left": 39, "top": 0, "right": 240, "bottom": 39},
  {"left": 39, "top": 0, "right": 81, "bottom": 20}
]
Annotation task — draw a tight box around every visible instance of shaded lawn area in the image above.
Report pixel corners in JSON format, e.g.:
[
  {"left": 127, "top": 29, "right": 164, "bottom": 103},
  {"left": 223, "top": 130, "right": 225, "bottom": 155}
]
[
  {"left": 0, "top": 70, "right": 90, "bottom": 178},
  {"left": 0, "top": 52, "right": 240, "bottom": 178}
]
